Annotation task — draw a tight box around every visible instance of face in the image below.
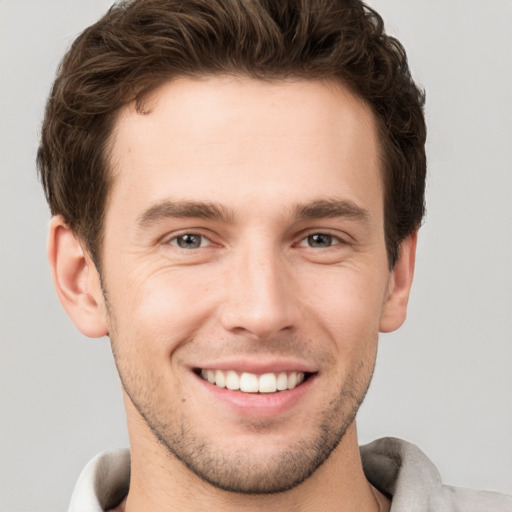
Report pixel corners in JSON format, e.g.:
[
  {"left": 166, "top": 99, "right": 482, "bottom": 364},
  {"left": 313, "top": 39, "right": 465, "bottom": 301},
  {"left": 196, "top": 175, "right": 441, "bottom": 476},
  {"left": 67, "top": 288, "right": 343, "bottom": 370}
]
[{"left": 99, "top": 77, "right": 402, "bottom": 493}]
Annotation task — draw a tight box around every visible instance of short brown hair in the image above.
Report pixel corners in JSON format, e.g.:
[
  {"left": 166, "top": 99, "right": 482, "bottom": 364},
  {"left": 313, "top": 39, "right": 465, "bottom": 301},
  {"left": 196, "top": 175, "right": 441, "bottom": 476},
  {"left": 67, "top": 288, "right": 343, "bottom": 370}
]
[{"left": 38, "top": 0, "right": 426, "bottom": 268}]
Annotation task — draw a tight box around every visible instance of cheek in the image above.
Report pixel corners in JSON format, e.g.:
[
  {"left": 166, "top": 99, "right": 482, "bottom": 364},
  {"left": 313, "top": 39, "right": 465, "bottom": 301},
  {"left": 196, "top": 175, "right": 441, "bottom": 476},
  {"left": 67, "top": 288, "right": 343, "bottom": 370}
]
[
  {"left": 298, "top": 265, "right": 388, "bottom": 348},
  {"left": 108, "top": 264, "right": 220, "bottom": 353}
]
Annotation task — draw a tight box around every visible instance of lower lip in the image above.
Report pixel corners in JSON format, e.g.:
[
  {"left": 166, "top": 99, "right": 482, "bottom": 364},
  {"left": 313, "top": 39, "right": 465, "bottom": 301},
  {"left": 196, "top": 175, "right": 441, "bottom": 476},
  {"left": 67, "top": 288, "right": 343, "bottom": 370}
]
[{"left": 194, "top": 373, "right": 317, "bottom": 417}]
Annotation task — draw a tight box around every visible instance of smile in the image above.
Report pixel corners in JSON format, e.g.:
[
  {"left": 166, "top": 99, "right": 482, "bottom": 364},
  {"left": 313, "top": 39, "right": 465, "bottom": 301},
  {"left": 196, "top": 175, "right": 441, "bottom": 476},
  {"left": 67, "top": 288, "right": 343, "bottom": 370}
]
[{"left": 199, "top": 369, "right": 307, "bottom": 394}]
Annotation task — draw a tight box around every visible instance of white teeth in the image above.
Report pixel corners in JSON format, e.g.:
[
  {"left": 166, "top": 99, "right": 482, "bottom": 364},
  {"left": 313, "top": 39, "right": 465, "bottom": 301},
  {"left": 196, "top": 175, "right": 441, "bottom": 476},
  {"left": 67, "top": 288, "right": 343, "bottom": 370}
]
[
  {"left": 214, "top": 369, "right": 226, "bottom": 388},
  {"left": 259, "top": 373, "right": 277, "bottom": 393},
  {"left": 206, "top": 370, "right": 216, "bottom": 384},
  {"left": 240, "top": 372, "right": 259, "bottom": 392},
  {"left": 276, "top": 372, "right": 288, "bottom": 391},
  {"left": 200, "top": 369, "right": 307, "bottom": 393},
  {"left": 225, "top": 370, "right": 240, "bottom": 390},
  {"left": 288, "top": 372, "right": 297, "bottom": 389}
]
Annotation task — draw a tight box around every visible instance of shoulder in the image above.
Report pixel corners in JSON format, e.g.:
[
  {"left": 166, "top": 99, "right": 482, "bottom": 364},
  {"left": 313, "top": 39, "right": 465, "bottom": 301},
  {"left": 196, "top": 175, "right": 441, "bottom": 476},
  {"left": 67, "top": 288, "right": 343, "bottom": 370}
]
[{"left": 360, "top": 437, "right": 512, "bottom": 512}]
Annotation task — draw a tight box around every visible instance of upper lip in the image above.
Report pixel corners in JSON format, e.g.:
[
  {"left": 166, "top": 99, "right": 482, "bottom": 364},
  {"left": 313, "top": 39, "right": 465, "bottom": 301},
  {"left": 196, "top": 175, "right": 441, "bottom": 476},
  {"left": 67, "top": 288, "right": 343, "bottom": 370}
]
[{"left": 192, "top": 359, "right": 318, "bottom": 375}]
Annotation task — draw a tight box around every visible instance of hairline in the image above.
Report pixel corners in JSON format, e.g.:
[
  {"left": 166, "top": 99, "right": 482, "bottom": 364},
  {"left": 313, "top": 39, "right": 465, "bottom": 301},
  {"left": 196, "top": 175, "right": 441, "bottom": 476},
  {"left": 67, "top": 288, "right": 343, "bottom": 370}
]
[{"left": 86, "top": 73, "right": 396, "bottom": 272}]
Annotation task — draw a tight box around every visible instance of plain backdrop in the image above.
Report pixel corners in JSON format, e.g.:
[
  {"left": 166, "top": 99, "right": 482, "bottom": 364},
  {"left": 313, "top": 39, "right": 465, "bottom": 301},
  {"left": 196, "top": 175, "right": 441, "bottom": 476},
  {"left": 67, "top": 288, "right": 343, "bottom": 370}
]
[{"left": 1, "top": 0, "right": 511, "bottom": 510}]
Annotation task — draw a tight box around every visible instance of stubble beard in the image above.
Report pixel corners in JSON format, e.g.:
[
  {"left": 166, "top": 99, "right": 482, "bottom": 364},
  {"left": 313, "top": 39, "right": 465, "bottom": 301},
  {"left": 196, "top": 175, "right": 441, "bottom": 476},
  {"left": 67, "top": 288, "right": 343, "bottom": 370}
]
[
  {"left": 105, "top": 296, "right": 376, "bottom": 495},
  {"left": 145, "top": 380, "right": 371, "bottom": 495},
  {"left": 112, "top": 345, "right": 375, "bottom": 494}
]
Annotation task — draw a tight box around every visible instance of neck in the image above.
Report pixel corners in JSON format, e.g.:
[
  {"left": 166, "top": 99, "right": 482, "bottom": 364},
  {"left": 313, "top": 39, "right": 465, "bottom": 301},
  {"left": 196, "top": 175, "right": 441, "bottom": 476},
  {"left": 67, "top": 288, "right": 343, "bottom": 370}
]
[{"left": 122, "top": 407, "right": 388, "bottom": 512}]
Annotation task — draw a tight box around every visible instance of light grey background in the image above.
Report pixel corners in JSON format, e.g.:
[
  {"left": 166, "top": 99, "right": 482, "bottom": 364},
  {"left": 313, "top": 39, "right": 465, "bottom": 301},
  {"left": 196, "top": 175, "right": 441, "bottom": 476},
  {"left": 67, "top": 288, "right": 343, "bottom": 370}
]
[{"left": 1, "top": 0, "right": 511, "bottom": 510}]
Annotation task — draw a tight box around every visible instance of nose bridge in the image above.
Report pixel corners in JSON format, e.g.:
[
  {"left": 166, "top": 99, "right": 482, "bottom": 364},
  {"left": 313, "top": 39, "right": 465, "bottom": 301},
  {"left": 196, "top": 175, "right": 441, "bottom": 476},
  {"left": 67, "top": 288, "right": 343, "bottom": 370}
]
[{"left": 220, "top": 234, "right": 297, "bottom": 338}]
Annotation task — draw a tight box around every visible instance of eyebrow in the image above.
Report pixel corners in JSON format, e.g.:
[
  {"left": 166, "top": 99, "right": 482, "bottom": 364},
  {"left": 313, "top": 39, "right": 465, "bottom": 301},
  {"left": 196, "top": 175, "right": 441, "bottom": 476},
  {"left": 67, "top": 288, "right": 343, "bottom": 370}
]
[
  {"left": 136, "top": 198, "right": 370, "bottom": 229},
  {"left": 137, "top": 200, "right": 234, "bottom": 228},
  {"left": 292, "top": 199, "right": 370, "bottom": 223}
]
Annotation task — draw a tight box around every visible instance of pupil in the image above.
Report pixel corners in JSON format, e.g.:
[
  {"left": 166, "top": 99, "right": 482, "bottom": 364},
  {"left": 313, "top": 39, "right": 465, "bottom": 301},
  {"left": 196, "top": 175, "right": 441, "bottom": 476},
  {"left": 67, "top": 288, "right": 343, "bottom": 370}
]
[
  {"left": 178, "top": 234, "right": 201, "bottom": 248},
  {"left": 308, "top": 233, "right": 332, "bottom": 247}
]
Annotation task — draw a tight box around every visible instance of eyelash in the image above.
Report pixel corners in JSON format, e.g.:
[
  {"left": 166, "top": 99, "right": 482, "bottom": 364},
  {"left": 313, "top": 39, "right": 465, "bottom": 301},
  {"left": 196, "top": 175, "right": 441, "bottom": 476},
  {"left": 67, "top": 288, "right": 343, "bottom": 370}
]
[
  {"left": 296, "top": 232, "right": 345, "bottom": 249},
  {"left": 166, "top": 231, "right": 347, "bottom": 251},
  {"left": 167, "top": 232, "right": 212, "bottom": 249}
]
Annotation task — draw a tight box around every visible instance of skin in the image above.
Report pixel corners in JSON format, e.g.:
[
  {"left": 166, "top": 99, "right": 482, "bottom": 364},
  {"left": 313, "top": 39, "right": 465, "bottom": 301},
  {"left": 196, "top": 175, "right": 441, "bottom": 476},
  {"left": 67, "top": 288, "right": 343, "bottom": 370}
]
[{"left": 49, "top": 76, "right": 416, "bottom": 511}]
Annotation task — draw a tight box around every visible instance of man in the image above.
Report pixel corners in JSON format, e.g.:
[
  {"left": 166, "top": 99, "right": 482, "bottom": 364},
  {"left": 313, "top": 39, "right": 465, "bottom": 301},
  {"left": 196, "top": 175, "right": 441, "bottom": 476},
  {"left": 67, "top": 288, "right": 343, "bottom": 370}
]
[{"left": 36, "top": 0, "right": 511, "bottom": 511}]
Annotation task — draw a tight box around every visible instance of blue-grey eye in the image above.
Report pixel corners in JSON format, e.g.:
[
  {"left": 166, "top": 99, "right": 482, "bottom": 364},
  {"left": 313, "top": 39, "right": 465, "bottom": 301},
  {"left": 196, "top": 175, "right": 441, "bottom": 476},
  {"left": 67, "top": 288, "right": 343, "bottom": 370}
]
[
  {"left": 306, "top": 233, "right": 334, "bottom": 248},
  {"left": 172, "top": 234, "right": 204, "bottom": 249}
]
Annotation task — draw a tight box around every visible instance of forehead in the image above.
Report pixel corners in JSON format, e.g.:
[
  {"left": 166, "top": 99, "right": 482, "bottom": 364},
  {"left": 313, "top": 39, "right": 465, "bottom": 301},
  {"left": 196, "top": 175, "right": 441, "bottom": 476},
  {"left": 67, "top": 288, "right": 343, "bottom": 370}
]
[{"left": 107, "top": 76, "right": 382, "bottom": 220}]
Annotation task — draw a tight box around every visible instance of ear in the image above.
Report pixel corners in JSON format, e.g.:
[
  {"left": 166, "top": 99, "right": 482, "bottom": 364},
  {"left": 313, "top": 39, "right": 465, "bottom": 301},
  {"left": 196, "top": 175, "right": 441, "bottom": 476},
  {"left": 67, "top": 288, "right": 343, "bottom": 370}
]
[
  {"left": 379, "top": 231, "right": 418, "bottom": 333},
  {"left": 47, "top": 216, "right": 108, "bottom": 338}
]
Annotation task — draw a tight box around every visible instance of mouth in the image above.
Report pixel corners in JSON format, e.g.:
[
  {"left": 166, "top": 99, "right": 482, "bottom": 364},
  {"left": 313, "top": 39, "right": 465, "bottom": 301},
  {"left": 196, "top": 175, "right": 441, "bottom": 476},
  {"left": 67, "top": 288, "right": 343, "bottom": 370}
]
[{"left": 196, "top": 369, "right": 313, "bottom": 394}]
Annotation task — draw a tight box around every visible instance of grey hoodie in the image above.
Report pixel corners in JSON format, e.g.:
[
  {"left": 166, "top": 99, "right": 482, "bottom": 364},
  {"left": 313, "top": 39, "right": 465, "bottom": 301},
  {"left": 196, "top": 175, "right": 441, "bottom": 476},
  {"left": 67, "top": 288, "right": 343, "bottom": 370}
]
[{"left": 68, "top": 437, "right": 512, "bottom": 511}]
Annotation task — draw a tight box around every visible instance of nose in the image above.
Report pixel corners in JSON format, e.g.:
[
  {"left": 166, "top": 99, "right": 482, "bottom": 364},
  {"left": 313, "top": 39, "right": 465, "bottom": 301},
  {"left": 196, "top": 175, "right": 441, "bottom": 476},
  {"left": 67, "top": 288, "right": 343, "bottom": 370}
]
[{"left": 219, "top": 241, "right": 299, "bottom": 340}]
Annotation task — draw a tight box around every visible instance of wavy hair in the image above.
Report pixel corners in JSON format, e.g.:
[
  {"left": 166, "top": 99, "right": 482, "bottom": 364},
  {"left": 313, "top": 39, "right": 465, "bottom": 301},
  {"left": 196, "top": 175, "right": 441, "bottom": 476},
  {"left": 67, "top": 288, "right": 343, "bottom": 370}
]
[{"left": 38, "top": 0, "right": 426, "bottom": 268}]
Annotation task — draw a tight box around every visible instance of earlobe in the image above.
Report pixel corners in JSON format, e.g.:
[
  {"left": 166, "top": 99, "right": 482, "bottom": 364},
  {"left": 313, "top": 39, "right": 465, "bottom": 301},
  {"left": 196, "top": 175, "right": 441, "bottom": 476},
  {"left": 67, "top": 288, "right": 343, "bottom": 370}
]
[
  {"left": 47, "top": 216, "right": 108, "bottom": 338},
  {"left": 379, "top": 231, "right": 418, "bottom": 333}
]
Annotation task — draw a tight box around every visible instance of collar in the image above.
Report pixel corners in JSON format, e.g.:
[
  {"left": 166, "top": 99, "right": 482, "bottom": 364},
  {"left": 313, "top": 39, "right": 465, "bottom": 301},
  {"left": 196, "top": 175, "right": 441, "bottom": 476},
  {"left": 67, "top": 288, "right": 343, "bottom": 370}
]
[{"left": 68, "top": 437, "right": 512, "bottom": 511}]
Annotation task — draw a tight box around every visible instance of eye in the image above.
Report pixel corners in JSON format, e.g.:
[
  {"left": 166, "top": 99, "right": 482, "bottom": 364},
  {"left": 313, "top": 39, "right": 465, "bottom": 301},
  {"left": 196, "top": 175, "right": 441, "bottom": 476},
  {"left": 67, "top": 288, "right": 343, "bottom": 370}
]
[
  {"left": 298, "top": 233, "right": 341, "bottom": 248},
  {"left": 169, "top": 233, "right": 209, "bottom": 249}
]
